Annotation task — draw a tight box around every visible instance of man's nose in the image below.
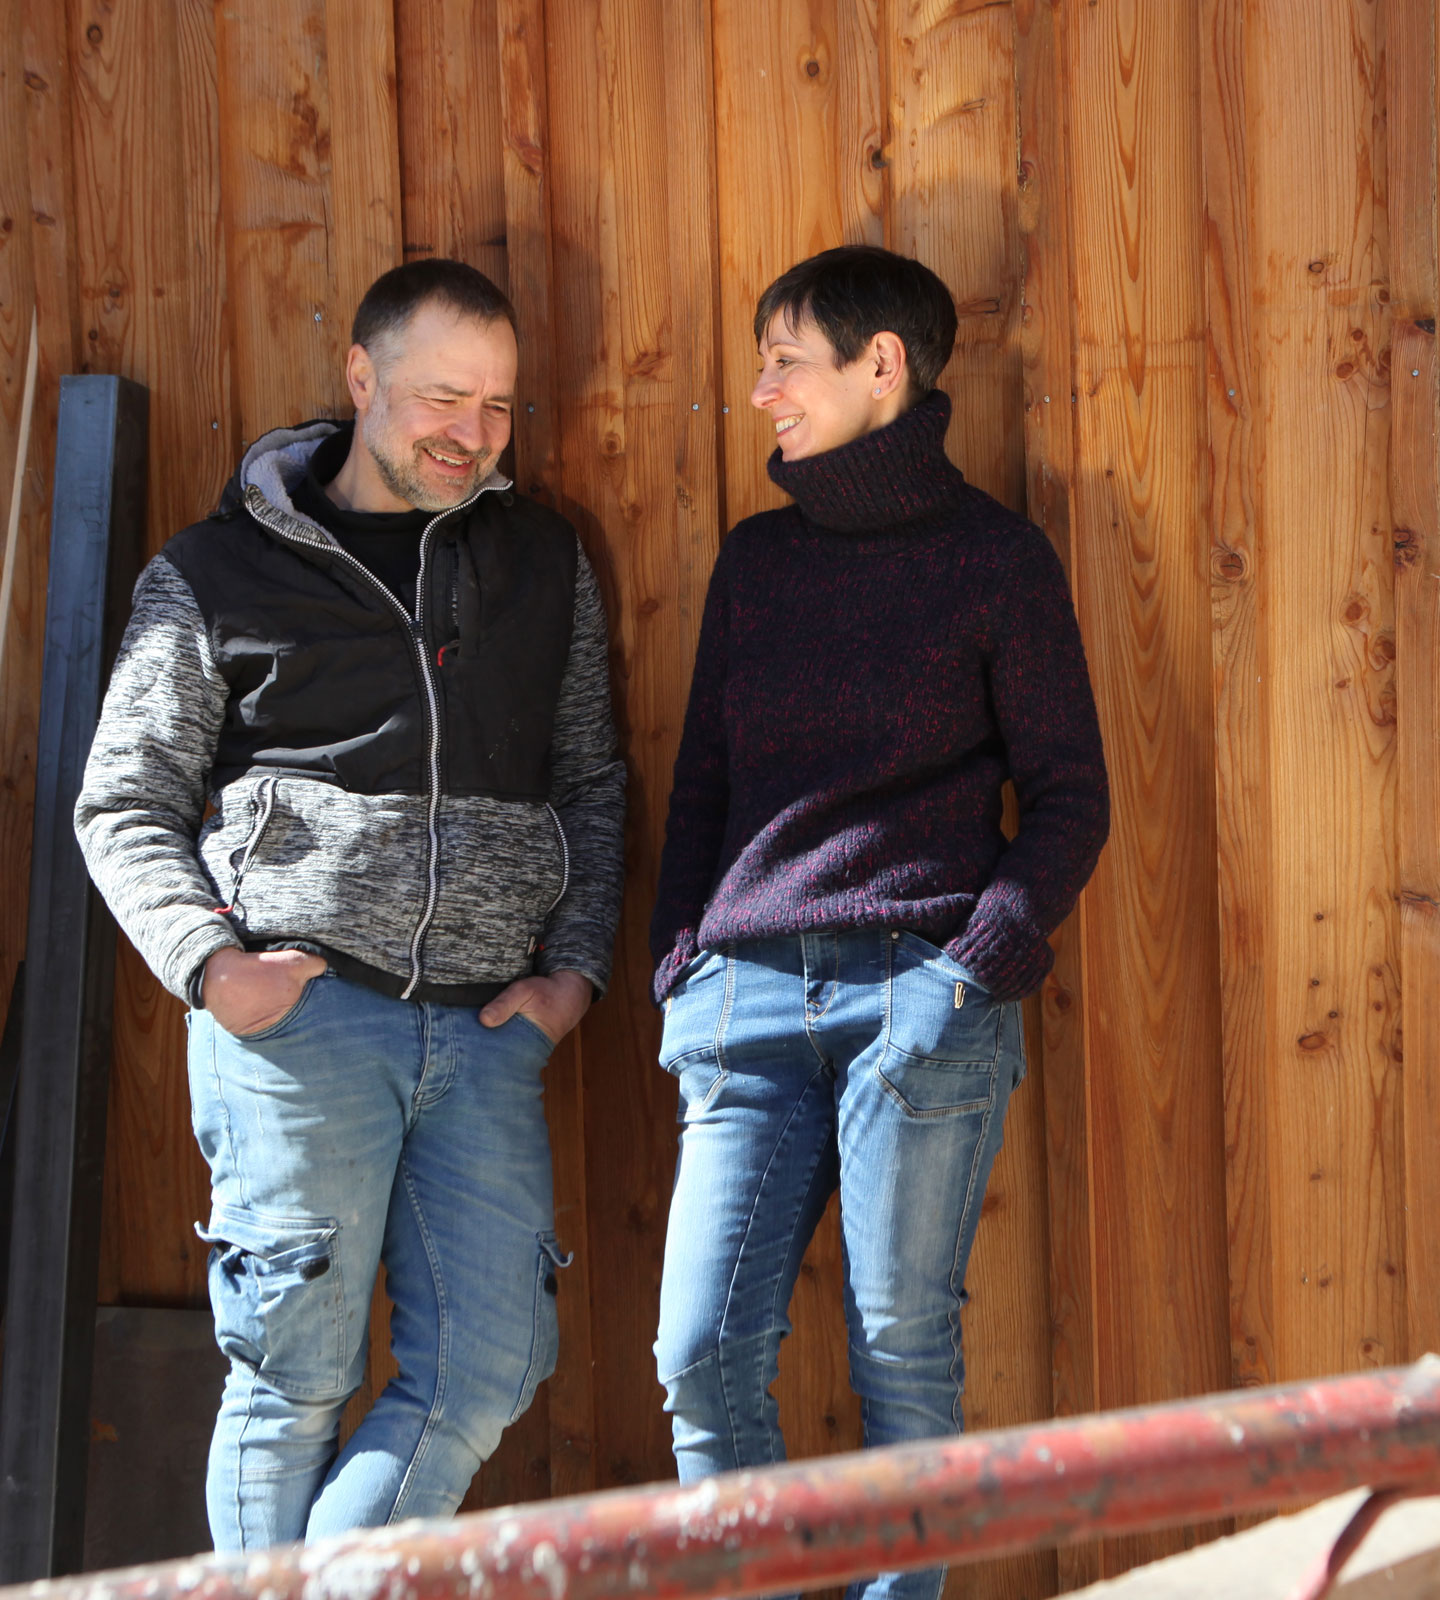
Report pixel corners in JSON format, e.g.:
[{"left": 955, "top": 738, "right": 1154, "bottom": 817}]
[{"left": 442, "top": 406, "right": 486, "bottom": 453}]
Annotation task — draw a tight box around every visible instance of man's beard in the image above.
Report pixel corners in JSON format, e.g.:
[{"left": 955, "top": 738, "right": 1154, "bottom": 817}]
[{"left": 362, "top": 390, "right": 489, "bottom": 512}]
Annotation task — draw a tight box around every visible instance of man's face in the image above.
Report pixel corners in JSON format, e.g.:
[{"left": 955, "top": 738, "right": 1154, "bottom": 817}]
[{"left": 348, "top": 303, "right": 519, "bottom": 513}]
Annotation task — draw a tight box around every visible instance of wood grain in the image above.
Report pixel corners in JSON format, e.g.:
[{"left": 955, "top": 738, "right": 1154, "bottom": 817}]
[
  {"left": 4, "top": 5, "right": 1439, "bottom": 1586},
  {"left": 1246, "top": 0, "right": 1404, "bottom": 1386},
  {"left": 0, "top": 0, "right": 38, "bottom": 1037},
  {"left": 1061, "top": 0, "right": 1231, "bottom": 1574},
  {"left": 1387, "top": 0, "right": 1440, "bottom": 1366},
  {"left": 215, "top": 0, "right": 347, "bottom": 433},
  {"left": 64, "top": 0, "right": 231, "bottom": 1307},
  {"left": 543, "top": 0, "right": 721, "bottom": 1490},
  {"left": 1199, "top": 0, "right": 1276, "bottom": 1397},
  {"left": 1014, "top": 0, "right": 1101, "bottom": 1587},
  {"left": 323, "top": 0, "right": 402, "bottom": 325},
  {"left": 888, "top": 0, "right": 1023, "bottom": 508}
]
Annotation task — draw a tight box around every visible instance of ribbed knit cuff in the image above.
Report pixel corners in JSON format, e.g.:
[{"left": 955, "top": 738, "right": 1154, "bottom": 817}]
[
  {"left": 651, "top": 930, "right": 701, "bottom": 1007},
  {"left": 948, "top": 890, "right": 1054, "bottom": 1002}
]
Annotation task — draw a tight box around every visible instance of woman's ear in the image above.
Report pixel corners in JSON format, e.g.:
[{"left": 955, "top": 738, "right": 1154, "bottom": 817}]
[{"left": 870, "top": 331, "right": 908, "bottom": 399}]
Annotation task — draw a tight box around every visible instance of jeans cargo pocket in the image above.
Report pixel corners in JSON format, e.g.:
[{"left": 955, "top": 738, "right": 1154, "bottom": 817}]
[
  {"left": 197, "top": 1205, "right": 345, "bottom": 1400},
  {"left": 511, "top": 1233, "right": 571, "bottom": 1422}
]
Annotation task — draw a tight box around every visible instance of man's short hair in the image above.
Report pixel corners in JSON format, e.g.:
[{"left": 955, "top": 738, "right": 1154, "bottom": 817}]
[
  {"left": 352, "top": 258, "right": 517, "bottom": 368},
  {"left": 753, "top": 245, "right": 958, "bottom": 394}
]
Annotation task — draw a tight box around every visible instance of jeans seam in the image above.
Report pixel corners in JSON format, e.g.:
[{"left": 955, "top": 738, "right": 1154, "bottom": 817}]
[
  {"left": 206, "top": 1024, "right": 248, "bottom": 1211},
  {"left": 709, "top": 1062, "right": 833, "bottom": 1464},
  {"left": 385, "top": 1153, "right": 451, "bottom": 1523},
  {"left": 946, "top": 1089, "right": 999, "bottom": 1428},
  {"left": 712, "top": 948, "right": 737, "bottom": 1074}
]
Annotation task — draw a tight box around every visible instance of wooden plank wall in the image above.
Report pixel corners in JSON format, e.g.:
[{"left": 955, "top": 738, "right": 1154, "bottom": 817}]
[{"left": 1, "top": 2, "right": 1435, "bottom": 1592}]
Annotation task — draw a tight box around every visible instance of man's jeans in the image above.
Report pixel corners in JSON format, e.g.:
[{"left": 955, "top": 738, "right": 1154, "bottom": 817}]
[
  {"left": 654, "top": 931, "right": 1024, "bottom": 1600},
  {"left": 187, "top": 971, "right": 565, "bottom": 1549}
]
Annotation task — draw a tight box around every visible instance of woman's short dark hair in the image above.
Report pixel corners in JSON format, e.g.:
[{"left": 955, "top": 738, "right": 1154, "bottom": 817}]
[
  {"left": 753, "top": 245, "right": 957, "bottom": 394},
  {"left": 351, "top": 258, "right": 517, "bottom": 367}
]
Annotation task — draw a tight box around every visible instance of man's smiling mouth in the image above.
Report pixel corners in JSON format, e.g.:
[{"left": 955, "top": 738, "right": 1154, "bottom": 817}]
[{"left": 423, "top": 445, "right": 475, "bottom": 468}]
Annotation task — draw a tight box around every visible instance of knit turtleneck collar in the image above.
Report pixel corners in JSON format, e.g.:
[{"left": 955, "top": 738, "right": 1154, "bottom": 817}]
[{"left": 766, "top": 388, "right": 968, "bottom": 533}]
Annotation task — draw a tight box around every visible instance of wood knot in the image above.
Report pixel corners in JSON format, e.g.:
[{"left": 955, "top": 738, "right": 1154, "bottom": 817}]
[
  {"left": 1417, "top": 317, "right": 1436, "bottom": 336},
  {"left": 1307, "top": 259, "right": 1326, "bottom": 275},
  {"left": 804, "top": 58, "right": 820, "bottom": 76},
  {"left": 1335, "top": 361, "right": 1355, "bottom": 379},
  {"left": 869, "top": 146, "right": 887, "bottom": 170},
  {"left": 86, "top": 22, "right": 103, "bottom": 44},
  {"left": 1394, "top": 527, "right": 1421, "bottom": 569},
  {"left": 1212, "top": 546, "right": 1247, "bottom": 582},
  {"left": 1297, "top": 1031, "right": 1329, "bottom": 1052},
  {"left": 23, "top": 69, "right": 48, "bottom": 91}
]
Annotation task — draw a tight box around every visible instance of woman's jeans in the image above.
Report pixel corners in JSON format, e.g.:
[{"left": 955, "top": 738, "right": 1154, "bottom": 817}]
[
  {"left": 655, "top": 931, "right": 1025, "bottom": 1600},
  {"left": 187, "top": 970, "right": 566, "bottom": 1549}
]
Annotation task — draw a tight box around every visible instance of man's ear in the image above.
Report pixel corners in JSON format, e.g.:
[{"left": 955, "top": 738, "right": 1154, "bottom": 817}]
[
  {"left": 345, "top": 343, "right": 378, "bottom": 416},
  {"left": 870, "top": 331, "right": 908, "bottom": 399}
]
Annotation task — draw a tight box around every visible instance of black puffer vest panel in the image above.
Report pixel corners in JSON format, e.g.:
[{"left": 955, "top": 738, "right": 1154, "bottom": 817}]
[{"left": 165, "top": 468, "right": 578, "bottom": 801}]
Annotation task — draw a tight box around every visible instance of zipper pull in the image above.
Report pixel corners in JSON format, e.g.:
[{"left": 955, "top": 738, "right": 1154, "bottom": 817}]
[{"left": 436, "top": 639, "right": 460, "bottom": 668}]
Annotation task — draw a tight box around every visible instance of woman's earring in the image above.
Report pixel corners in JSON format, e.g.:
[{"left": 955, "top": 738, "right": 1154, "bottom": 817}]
[{"left": 873, "top": 386, "right": 882, "bottom": 396}]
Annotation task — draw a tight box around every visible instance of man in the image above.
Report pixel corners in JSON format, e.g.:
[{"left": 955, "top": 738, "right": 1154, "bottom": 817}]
[{"left": 76, "top": 259, "right": 625, "bottom": 1548}]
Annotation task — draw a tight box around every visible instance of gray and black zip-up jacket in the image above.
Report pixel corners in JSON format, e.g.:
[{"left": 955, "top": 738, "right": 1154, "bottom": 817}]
[{"left": 75, "top": 421, "right": 626, "bottom": 1007}]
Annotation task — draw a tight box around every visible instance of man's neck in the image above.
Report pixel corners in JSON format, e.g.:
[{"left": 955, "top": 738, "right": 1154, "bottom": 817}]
[{"left": 326, "top": 438, "right": 414, "bottom": 515}]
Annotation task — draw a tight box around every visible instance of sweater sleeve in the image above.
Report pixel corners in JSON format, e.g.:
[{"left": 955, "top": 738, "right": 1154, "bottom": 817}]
[
  {"left": 535, "top": 541, "right": 627, "bottom": 994},
  {"left": 648, "top": 536, "right": 734, "bottom": 1003},
  {"left": 74, "top": 554, "right": 243, "bottom": 1002},
  {"left": 947, "top": 535, "right": 1109, "bottom": 999}
]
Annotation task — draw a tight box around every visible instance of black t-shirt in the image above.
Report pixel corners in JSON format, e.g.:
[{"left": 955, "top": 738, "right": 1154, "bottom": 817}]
[{"left": 292, "top": 430, "right": 429, "bottom": 614}]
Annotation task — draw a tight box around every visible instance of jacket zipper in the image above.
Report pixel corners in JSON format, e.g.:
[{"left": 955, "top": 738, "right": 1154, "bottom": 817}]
[
  {"left": 243, "top": 480, "right": 497, "bottom": 998},
  {"left": 544, "top": 803, "right": 570, "bottom": 917},
  {"left": 219, "top": 772, "right": 278, "bottom": 917}
]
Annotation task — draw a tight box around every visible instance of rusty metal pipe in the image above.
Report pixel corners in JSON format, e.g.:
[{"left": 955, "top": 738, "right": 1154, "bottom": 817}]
[{"left": 8, "top": 1358, "right": 1439, "bottom": 1600}]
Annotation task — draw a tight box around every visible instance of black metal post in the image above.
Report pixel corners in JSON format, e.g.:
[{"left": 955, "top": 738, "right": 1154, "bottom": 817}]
[{"left": 0, "top": 377, "right": 148, "bottom": 1581}]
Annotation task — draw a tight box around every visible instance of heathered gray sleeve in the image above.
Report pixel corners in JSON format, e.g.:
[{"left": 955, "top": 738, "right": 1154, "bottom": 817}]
[
  {"left": 74, "top": 553, "right": 242, "bottom": 1001},
  {"left": 534, "top": 541, "right": 626, "bottom": 993}
]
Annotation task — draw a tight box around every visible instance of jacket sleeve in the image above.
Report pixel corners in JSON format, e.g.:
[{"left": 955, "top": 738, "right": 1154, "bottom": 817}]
[
  {"left": 947, "top": 534, "right": 1110, "bottom": 1000},
  {"left": 535, "top": 542, "right": 627, "bottom": 994},
  {"left": 647, "top": 536, "right": 733, "bottom": 1004},
  {"left": 74, "top": 554, "right": 243, "bottom": 1002}
]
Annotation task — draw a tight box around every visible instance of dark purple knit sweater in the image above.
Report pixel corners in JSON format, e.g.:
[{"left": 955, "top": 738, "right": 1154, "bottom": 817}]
[{"left": 649, "top": 389, "right": 1109, "bottom": 1004}]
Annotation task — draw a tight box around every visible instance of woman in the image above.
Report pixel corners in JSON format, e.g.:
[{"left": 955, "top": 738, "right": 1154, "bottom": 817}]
[{"left": 650, "top": 245, "right": 1109, "bottom": 1600}]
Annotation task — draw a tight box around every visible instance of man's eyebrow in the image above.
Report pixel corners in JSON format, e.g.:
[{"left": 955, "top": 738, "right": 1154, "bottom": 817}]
[{"left": 417, "top": 381, "right": 476, "bottom": 397}]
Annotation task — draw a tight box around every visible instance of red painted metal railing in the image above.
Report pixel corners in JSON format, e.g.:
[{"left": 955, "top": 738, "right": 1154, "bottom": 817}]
[{"left": 4, "top": 1358, "right": 1437, "bottom": 1600}]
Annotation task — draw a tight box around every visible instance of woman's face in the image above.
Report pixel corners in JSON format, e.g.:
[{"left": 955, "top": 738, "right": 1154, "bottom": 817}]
[{"left": 750, "top": 311, "right": 904, "bottom": 460}]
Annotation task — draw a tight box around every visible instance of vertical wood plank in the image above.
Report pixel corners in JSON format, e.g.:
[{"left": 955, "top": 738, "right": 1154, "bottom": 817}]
[
  {"left": 888, "top": 0, "right": 1023, "bottom": 508},
  {"left": 1014, "top": 0, "right": 1098, "bottom": 1588},
  {"left": 394, "top": 0, "right": 506, "bottom": 281},
  {"left": 545, "top": 0, "right": 723, "bottom": 1490},
  {"left": 887, "top": 7, "right": 1051, "bottom": 1597},
  {"left": 1061, "top": 0, "right": 1231, "bottom": 1574},
  {"left": 65, "top": 0, "right": 231, "bottom": 1307},
  {"left": 1246, "top": 0, "right": 1404, "bottom": 1386},
  {"left": 497, "top": 0, "right": 559, "bottom": 502},
  {"left": 215, "top": 0, "right": 346, "bottom": 432},
  {"left": 712, "top": 0, "right": 880, "bottom": 528},
  {"left": 324, "top": 0, "right": 402, "bottom": 326},
  {"left": 493, "top": 0, "right": 596, "bottom": 1505},
  {"left": 1199, "top": 0, "right": 1276, "bottom": 1398},
  {"left": 1387, "top": 0, "right": 1440, "bottom": 1364},
  {"left": 0, "top": 0, "right": 39, "bottom": 1035},
  {"left": 2, "top": 1, "right": 82, "bottom": 1049}
]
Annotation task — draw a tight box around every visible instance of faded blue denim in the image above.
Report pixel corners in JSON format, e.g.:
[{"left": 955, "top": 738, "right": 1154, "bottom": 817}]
[
  {"left": 187, "top": 970, "right": 566, "bottom": 1549},
  {"left": 654, "top": 930, "right": 1024, "bottom": 1600}
]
